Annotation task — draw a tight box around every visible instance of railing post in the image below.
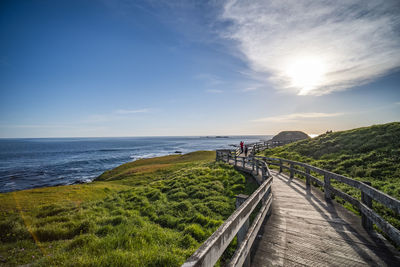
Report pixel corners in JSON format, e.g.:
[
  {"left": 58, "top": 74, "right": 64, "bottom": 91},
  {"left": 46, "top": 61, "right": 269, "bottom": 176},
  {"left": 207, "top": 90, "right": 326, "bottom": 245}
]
[
  {"left": 251, "top": 157, "right": 255, "bottom": 172},
  {"left": 235, "top": 194, "right": 250, "bottom": 267},
  {"left": 227, "top": 152, "right": 230, "bottom": 163},
  {"left": 261, "top": 166, "right": 266, "bottom": 181},
  {"left": 256, "top": 161, "right": 259, "bottom": 175},
  {"left": 279, "top": 159, "right": 283, "bottom": 173},
  {"left": 361, "top": 181, "right": 373, "bottom": 231},
  {"left": 261, "top": 166, "right": 269, "bottom": 204},
  {"left": 305, "top": 167, "right": 311, "bottom": 191},
  {"left": 234, "top": 155, "right": 237, "bottom": 166},
  {"left": 324, "top": 172, "right": 332, "bottom": 201},
  {"left": 242, "top": 157, "right": 245, "bottom": 168},
  {"left": 290, "top": 163, "right": 294, "bottom": 179}
]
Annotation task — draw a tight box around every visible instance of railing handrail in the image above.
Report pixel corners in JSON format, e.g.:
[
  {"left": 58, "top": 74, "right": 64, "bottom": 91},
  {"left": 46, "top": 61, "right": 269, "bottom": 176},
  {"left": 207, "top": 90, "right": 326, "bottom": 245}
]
[
  {"left": 256, "top": 155, "right": 400, "bottom": 247},
  {"left": 185, "top": 147, "right": 400, "bottom": 266},
  {"left": 256, "top": 156, "right": 400, "bottom": 215},
  {"left": 182, "top": 150, "right": 273, "bottom": 267},
  {"left": 233, "top": 140, "right": 271, "bottom": 156}
]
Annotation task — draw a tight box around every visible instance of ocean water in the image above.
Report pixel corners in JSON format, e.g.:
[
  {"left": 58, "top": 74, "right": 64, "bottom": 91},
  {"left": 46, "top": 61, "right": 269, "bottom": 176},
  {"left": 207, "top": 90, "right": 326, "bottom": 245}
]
[{"left": 0, "top": 136, "right": 271, "bottom": 193}]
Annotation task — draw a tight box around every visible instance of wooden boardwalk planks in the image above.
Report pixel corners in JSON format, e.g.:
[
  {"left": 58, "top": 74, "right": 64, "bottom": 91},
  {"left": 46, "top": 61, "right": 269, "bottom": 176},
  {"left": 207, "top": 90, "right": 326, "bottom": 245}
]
[{"left": 250, "top": 171, "right": 400, "bottom": 267}]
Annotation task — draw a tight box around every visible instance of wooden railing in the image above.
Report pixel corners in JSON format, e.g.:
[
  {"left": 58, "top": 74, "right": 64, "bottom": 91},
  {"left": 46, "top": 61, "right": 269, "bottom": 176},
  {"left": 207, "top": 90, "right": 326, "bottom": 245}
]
[
  {"left": 182, "top": 150, "right": 273, "bottom": 267},
  {"left": 256, "top": 156, "right": 400, "bottom": 247},
  {"left": 232, "top": 141, "right": 270, "bottom": 156},
  {"left": 248, "top": 142, "right": 270, "bottom": 154},
  {"left": 184, "top": 148, "right": 400, "bottom": 267}
]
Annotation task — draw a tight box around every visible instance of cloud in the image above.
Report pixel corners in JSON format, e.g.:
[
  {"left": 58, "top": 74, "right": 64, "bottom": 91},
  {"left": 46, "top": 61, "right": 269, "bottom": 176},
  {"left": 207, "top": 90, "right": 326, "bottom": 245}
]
[
  {"left": 220, "top": 0, "right": 400, "bottom": 95},
  {"left": 206, "top": 89, "right": 223, "bottom": 93},
  {"left": 240, "top": 83, "right": 266, "bottom": 92},
  {"left": 242, "top": 87, "right": 258, "bottom": 92},
  {"left": 115, "top": 108, "right": 150, "bottom": 114},
  {"left": 195, "top": 73, "right": 225, "bottom": 86},
  {"left": 253, "top": 112, "right": 343, "bottom": 122}
]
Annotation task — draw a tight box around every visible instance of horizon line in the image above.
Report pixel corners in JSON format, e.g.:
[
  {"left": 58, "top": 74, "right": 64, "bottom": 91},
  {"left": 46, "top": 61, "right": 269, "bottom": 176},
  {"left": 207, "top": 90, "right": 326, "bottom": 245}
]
[{"left": 0, "top": 134, "right": 279, "bottom": 140}]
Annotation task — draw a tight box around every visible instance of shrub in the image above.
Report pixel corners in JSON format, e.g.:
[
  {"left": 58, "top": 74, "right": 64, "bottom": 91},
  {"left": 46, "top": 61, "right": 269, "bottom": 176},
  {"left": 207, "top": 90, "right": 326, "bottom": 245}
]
[
  {"left": 179, "top": 234, "right": 197, "bottom": 249},
  {"left": 191, "top": 213, "right": 210, "bottom": 226},
  {"left": 183, "top": 224, "right": 207, "bottom": 242},
  {"left": 36, "top": 204, "right": 69, "bottom": 218},
  {"left": 157, "top": 214, "right": 179, "bottom": 228},
  {"left": 173, "top": 201, "right": 192, "bottom": 213},
  {"left": 0, "top": 215, "right": 31, "bottom": 242},
  {"left": 96, "top": 225, "right": 113, "bottom": 237},
  {"left": 169, "top": 191, "right": 188, "bottom": 200},
  {"left": 73, "top": 220, "right": 93, "bottom": 235},
  {"left": 68, "top": 234, "right": 97, "bottom": 249}
]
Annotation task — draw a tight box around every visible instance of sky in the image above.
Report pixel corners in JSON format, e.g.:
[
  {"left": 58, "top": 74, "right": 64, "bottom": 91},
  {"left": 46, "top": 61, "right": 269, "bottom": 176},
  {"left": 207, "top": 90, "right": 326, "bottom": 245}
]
[{"left": 0, "top": 0, "right": 399, "bottom": 138}]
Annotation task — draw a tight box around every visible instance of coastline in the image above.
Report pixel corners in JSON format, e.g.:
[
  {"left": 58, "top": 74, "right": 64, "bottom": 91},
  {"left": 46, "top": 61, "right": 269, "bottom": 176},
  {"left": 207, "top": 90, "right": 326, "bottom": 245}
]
[
  {"left": 0, "top": 150, "right": 256, "bottom": 266},
  {"left": 0, "top": 136, "right": 271, "bottom": 193}
]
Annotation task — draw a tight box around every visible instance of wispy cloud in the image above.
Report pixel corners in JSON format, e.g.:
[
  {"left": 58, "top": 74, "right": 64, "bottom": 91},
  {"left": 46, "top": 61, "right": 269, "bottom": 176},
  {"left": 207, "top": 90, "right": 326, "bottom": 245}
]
[
  {"left": 206, "top": 89, "right": 223, "bottom": 94},
  {"left": 240, "top": 83, "right": 265, "bottom": 92},
  {"left": 253, "top": 112, "right": 343, "bottom": 123},
  {"left": 241, "top": 87, "right": 258, "bottom": 92},
  {"left": 115, "top": 108, "right": 150, "bottom": 114},
  {"left": 220, "top": 0, "right": 400, "bottom": 95},
  {"left": 196, "top": 73, "right": 225, "bottom": 86}
]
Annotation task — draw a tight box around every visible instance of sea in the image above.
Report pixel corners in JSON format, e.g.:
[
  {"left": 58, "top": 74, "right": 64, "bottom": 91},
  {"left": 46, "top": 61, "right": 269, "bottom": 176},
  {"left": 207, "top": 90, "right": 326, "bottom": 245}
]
[{"left": 0, "top": 136, "right": 271, "bottom": 193}]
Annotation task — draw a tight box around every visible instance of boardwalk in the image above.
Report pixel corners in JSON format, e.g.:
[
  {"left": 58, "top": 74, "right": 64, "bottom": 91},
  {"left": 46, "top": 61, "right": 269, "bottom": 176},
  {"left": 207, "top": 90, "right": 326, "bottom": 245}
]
[
  {"left": 183, "top": 149, "right": 400, "bottom": 267},
  {"left": 251, "top": 170, "right": 400, "bottom": 266},
  {"left": 233, "top": 147, "right": 400, "bottom": 266}
]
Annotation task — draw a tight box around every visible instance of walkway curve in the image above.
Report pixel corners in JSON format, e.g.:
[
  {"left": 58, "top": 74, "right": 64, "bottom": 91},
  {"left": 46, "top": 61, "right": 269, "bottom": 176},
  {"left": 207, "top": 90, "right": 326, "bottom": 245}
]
[
  {"left": 249, "top": 170, "right": 400, "bottom": 266},
  {"left": 230, "top": 149, "right": 400, "bottom": 266}
]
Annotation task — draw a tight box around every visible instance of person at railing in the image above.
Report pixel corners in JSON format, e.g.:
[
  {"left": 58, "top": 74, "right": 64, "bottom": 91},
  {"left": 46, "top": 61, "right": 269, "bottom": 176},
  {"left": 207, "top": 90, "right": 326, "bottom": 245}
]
[
  {"left": 240, "top": 141, "right": 244, "bottom": 153},
  {"left": 245, "top": 145, "right": 248, "bottom": 157}
]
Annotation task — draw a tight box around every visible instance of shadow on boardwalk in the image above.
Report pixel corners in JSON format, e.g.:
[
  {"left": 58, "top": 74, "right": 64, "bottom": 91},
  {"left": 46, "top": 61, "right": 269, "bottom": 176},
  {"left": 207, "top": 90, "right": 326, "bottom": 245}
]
[{"left": 250, "top": 170, "right": 400, "bottom": 267}]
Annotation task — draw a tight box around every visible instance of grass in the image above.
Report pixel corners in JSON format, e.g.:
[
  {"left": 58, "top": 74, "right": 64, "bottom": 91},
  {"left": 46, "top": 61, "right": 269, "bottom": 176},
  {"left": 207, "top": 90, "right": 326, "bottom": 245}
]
[
  {"left": 0, "top": 151, "right": 257, "bottom": 266},
  {"left": 259, "top": 122, "right": 400, "bottom": 235}
]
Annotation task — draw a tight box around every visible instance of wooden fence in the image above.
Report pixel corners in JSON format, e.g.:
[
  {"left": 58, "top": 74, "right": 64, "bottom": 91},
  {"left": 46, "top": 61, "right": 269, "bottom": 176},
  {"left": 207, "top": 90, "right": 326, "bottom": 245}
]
[
  {"left": 238, "top": 142, "right": 270, "bottom": 156},
  {"left": 256, "top": 155, "right": 400, "bottom": 247},
  {"left": 182, "top": 150, "right": 273, "bottom": 267},
  {"left": 183, "top": 146, "right": 400, "bottom": 267}
]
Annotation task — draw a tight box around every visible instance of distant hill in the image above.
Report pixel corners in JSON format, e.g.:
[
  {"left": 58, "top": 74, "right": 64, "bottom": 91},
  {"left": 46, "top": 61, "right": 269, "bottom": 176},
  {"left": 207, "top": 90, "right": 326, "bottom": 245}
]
[
  {"left": 270, "top": 131, "right": 310, "bottom": 142},
  {"left": 262, "top": 122, "right": 400, "bottom": 199}
]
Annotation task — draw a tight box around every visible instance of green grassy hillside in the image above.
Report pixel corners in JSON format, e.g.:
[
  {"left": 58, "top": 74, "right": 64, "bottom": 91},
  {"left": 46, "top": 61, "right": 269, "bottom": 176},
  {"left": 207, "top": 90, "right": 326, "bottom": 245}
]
[
  {"left": 261, "top": 122, "right": 400, "bottom": 231},
  {"left": 0, "top": 151, "right": 256, "bottom": 266},
  {"left": 262, "top": 122, "right": 400, "bottom": 196}
]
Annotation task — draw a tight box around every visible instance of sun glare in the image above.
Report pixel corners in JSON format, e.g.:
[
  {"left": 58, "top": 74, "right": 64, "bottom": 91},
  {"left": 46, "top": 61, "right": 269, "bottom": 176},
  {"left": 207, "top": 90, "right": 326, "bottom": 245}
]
[{"left": 285, "top": 56, "right": 326, "bottom": 95}]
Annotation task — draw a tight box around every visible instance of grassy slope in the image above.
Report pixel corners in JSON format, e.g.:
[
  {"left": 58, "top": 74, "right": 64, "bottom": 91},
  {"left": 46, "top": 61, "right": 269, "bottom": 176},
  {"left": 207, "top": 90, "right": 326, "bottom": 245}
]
[
  {"left": 261, "top": 122, "right": 400, "bottom": 229},
  {"left": 0, "top": 151, "right": 257, "bottom": 266}
]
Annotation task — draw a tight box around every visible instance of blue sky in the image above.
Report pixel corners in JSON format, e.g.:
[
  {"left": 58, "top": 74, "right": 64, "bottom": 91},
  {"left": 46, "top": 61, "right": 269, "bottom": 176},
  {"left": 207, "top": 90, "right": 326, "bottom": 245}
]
[{"left": 1, "top": 0, "right": 399, "bottom": 138}]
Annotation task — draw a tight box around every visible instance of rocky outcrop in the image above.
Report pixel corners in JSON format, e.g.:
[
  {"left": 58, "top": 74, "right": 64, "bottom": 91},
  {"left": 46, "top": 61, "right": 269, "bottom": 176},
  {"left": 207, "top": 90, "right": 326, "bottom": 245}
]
[
  {"left": 271, "top": 131, "right": 309, "bottom": 142},
  {"left": 267, "top": 131, "right": 309, "bottom": 146}
]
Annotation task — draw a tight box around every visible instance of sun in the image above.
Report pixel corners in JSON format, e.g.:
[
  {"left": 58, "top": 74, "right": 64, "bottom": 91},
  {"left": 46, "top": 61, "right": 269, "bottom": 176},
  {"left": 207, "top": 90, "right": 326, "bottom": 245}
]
[{"left": 285, "top": 56, "right": 326, "bottom": 95}]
